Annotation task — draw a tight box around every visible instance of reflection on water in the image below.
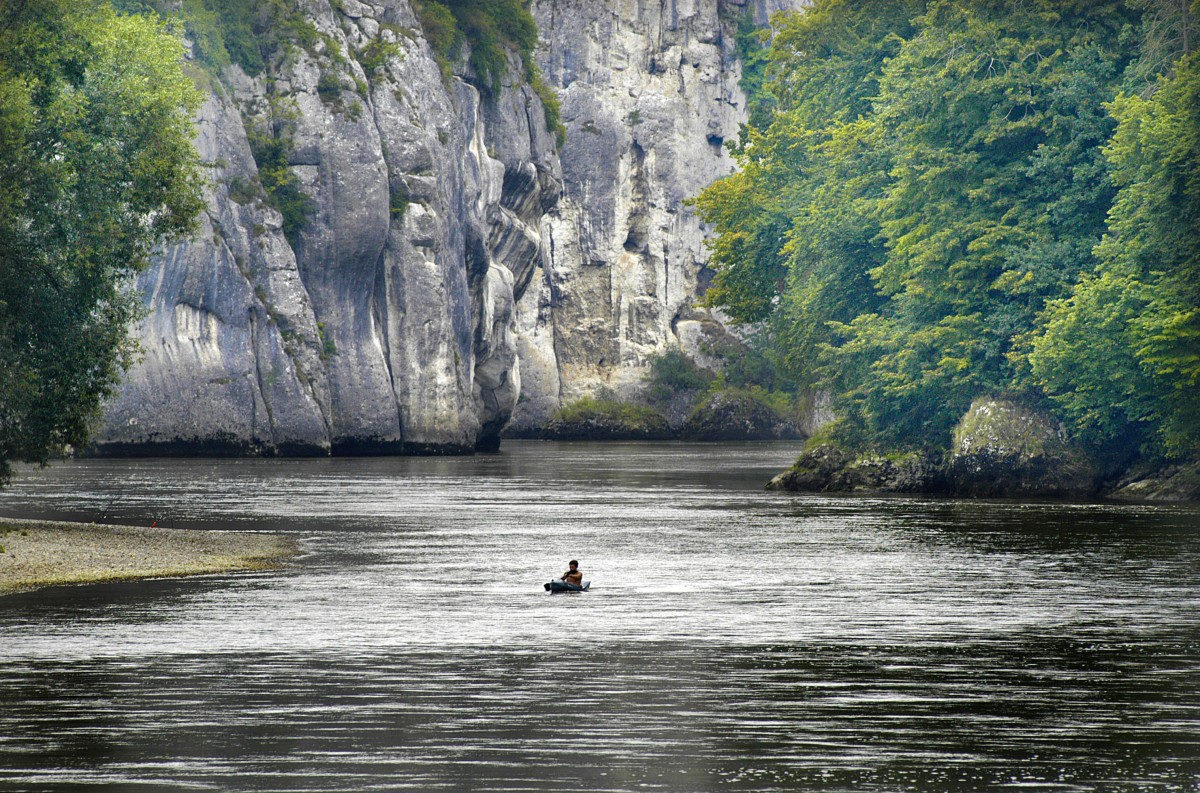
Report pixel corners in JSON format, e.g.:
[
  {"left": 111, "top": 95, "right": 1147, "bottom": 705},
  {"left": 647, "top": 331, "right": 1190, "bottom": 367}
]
[{"left": 0, "top": 441, "right": 1198, "bottom": 791}]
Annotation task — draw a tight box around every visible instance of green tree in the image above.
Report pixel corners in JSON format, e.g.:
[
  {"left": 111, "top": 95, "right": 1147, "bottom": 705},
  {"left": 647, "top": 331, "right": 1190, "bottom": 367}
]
[
  {"left": 694, "top": 0, "right": 920, "bottom": 387},
  {"left": 1031, "top": 50, "right": 1200, "bottom": 456},
  {"left": 697, "top": 0, "right": 1186, "bottom": 454},
  {"left": 0, "top": 0, "right": 204, "bottom": 482},
  {"left": 1125, "top": 0, "right": 1199, "bottom": 88},
  {"left": 700, "top": 0, "right": 1197, "bottom": 461},
  {"left": 843, "top": 0, "right": 1136, "bottom": 447}
]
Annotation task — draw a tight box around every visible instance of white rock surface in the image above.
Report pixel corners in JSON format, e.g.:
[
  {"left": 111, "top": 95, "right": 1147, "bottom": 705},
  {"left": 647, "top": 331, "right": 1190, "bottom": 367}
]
[
  {"left": 510, "top": 0, "right": 808, "bottom": 429},
  {"left": 97, "top": 0, "right": 560, "bottom": 454},
  {"left": 95, "top": 0, "right": 808, "bottom": 451}
]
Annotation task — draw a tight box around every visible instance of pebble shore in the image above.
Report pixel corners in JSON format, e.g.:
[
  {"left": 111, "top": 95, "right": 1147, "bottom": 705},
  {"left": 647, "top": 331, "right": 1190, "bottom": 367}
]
[{"left": 0, "top": 518, "right": 298, "bottom": 595}]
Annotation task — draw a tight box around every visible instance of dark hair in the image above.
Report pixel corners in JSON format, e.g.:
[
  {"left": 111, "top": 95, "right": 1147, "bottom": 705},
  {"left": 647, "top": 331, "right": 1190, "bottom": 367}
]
[{"left": 568, "top": 560, "right": 579, "bottom": 567}]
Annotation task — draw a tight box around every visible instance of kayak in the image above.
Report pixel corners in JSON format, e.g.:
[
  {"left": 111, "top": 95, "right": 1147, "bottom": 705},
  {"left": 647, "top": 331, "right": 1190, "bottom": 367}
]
[{"left": 545, "top": 580, "right": 590, "bottom": 592}]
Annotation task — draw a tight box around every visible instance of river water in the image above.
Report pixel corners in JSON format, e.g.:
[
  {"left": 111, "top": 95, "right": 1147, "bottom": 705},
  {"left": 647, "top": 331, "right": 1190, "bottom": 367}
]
[{"left": 0, "top": 441, "right": 1197, "bottom": 792}]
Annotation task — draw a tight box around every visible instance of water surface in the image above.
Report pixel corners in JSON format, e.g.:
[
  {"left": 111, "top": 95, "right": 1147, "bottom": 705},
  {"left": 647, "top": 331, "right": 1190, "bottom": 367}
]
[{"left": 0, "top": 442, "right": 1197, "bottom": 791}]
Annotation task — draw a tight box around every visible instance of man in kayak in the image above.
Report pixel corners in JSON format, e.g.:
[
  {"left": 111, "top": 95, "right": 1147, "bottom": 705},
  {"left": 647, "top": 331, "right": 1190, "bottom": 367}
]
[{"left": 561, "top": 560, "right": 583, "bottom": 588}]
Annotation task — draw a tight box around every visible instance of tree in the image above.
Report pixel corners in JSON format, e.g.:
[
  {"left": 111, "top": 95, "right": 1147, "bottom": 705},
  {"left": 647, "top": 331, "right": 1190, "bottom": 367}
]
[
  {"left": 1031, "top": 51, "right": 1200, "bottom": 456},
  {"left": 832, "top": 0, "right": 1137, "bottom": 448},
  {"left": 699, "top": 0, "right": 1196, "bottom": 460},
  {"left": 1126, "top": 0, "right": 1199, "bottom": 88},
  {"left": 693, "top": 0, "right": 921, "bottom": 386},
  {"left": 0, "top": 0, "right": 204, "bottom": 483}
]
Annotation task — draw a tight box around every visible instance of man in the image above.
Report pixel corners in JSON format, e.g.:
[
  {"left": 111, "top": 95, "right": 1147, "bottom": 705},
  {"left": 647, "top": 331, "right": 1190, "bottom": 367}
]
[{"left": 561, "top": 560, "right": 583, "bottom": 588}]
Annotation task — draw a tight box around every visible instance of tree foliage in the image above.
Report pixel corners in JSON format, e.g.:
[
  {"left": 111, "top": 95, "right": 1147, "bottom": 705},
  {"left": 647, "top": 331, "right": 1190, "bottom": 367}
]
[
  {"left": 0, "top": 0, "right": 204, "bottom": 482},
  {"left": 694, "top": 0, "right": 919, "bottom": 386},
  {"left": 1031, "top": 50, "right": 1200, "bottom": 455},
  {"left": 696, "top": 0, "right": 1198, "bottom": 457}
]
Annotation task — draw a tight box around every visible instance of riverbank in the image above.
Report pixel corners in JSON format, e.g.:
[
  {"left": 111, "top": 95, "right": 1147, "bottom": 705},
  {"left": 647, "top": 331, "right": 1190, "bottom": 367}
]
[{"left": 0, "top": 518, "right": 298, "bottom": 596}]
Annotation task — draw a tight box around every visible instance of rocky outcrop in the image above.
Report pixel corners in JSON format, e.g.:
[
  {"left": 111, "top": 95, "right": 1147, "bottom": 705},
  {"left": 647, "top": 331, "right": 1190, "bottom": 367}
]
[
  {"left": 510, "top": 0, "right": 808, "bottom": 431},
  {"left": 1107, "top": 460, "right": 1200, "bottom": 502},
  {"left": 766, "top": 399, "right": 1098, "bottom": 497},
  {"left": 766, "top": 444, "right": 942, "bottom": 494},
  {"left": 946, "top": 398, "right": 1099, "bottom": 498},
  {"left": 540, "top": 398, "right": 673, "bottom": 441},
  {"left": 95, "top": 0, "right": 561, "bottom": 455},
  {"left": 767, "top": 400, "right": 1199, "bottom": 502},
  {"left": 680, "top": 389, "right": 800, "bottom": 441}
]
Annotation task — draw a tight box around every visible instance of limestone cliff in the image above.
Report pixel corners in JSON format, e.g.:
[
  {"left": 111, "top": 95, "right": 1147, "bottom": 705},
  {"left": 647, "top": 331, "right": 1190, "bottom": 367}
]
[
  {"left": 94, "top": 0, "right": 805, "bottom": 454},
  {"left": 96, "top": 0, "right": 560, "bottom": 455},
  {"left": 512, "top": 0, "right": 807, "bottom": 429}
]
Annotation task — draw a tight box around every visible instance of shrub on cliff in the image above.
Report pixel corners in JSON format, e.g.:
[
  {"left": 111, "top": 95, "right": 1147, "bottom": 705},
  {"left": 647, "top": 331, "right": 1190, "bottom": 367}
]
[
  {"left": 644, "top": 349, "right": 714, "bottom": 405},
  {"left": 541, "top": 397, "right": 673, "bottom": 441},
  {"left": 413, "top": 0, "right": 564, "bottom": 143}
]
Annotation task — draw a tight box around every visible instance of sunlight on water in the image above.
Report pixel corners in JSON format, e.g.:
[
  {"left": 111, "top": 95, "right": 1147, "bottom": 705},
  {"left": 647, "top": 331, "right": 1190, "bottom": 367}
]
[{"left": 0, "top": 441, "right": 1198, "bottom": 791}]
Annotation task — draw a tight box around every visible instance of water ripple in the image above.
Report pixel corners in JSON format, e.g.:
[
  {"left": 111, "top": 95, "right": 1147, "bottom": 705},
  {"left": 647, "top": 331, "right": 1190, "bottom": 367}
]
[{"left": 0, "top": 442, "right": 1197, "bottom": 791}]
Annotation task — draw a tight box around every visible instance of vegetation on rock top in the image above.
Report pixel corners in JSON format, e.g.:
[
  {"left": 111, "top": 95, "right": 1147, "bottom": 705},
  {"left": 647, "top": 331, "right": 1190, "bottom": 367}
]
[
  {"left": 113, "top": 0, "right": 321, "bottom": 77},
  {"left": 541, "top": 396, "right": 673, "bottom": 441},
  {"left": 680, "top": 389, "right": 801, "bottom": 441},
  {"left": 411, "top": 0, "right": 565, "bottom": 145}
]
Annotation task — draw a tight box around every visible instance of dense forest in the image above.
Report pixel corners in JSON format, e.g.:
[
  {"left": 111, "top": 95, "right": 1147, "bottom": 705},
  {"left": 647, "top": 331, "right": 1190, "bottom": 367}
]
[{"left": 696, "top": 0, "right": 1199, "bottom": 468}]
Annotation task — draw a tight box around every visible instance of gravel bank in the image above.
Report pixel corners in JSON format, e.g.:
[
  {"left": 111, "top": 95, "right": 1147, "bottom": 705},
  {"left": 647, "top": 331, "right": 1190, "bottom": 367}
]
[{"left": 0, "top": 518, "right": 298, "bottom": 595}]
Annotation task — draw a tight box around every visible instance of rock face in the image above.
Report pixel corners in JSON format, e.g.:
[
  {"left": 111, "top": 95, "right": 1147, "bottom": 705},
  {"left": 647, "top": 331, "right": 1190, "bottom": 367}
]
[
  {"left": 511, "top": 0, "right": 808, "bottom": 430},
  {"left": 95, "top": 0, "right": 560, "bottom": 455},
  {"left": 94, "top": 0, "right": 808, "bottom": 455},
  {"left": 1107, "top": 460, "right": 1200, "bottom": 502}
]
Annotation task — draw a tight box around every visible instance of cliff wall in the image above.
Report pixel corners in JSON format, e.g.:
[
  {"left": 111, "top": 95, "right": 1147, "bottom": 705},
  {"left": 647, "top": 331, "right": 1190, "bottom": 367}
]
[
  {"left": 94, "top": 0, "right": 805, "bottom": 453},
  {"left": 512, "top": 0, "right": 805, "bottom": 429}
]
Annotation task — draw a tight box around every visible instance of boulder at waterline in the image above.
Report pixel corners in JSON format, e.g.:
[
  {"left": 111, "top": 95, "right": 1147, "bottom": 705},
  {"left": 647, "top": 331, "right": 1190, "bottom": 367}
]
[
  {"left": 680, "top": 389, "right": 801, "bottom": 441},
  {"left": 765, "top": 444, "right": 941, "bottom": 493},
  {"left": 947, "top": 398, "right": 1098, "bottom": 498},
  {"left": 1107, "top": 459, "right": 1200, "bottom": 502},
  {"left": 540, "top": 397, "right": 673, "bottom": 441}
]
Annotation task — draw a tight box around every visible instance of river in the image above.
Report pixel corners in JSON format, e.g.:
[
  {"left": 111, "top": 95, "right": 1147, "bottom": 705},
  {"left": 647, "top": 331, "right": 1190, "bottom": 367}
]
[{"left": 0, "top": 441, "right": 1197, "bottom": 791}]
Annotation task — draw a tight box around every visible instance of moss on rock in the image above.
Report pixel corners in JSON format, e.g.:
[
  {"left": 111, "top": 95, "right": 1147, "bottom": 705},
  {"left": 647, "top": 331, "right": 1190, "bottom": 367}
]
[
  {"left": 680, "top": 388, "right": 801, "bottom": 441},
  {"left": 766, "top": 443, "right": 941, "bottom": 493},
  {"left": 541, "top": 397, "right": 673, "bottom": 440},
  {"left": 948, "top": 398, "right": 1098, "bottom": 497},
  {"left": 769, "top": 399, "right": 1097, "bottom": 496},
  {"left": 767, "top": 398, "right": 1196, "bottom": 502}
]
